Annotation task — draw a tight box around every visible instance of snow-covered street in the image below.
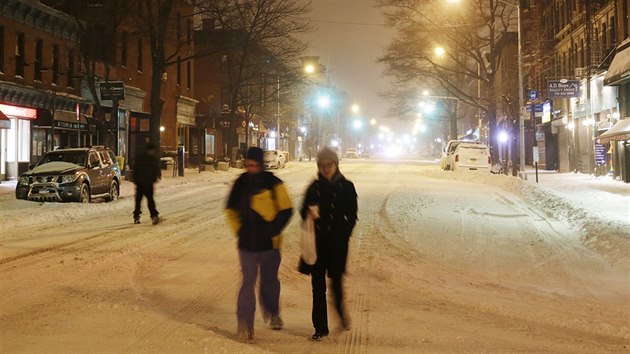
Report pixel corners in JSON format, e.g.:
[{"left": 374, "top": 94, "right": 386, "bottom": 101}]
[{"left": 1, "top": 159, "right": 629, "bottom": 353}]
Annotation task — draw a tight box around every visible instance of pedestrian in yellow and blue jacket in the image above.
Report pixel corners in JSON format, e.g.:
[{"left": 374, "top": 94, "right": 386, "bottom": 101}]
[{"left": 225, "top": 146, "right": 293, "bottom": 341}]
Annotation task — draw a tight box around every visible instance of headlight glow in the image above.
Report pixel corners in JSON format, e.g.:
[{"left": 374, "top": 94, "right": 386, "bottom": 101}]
[{"left": 59, "top": 175, "right": 76, "bottom": 184}]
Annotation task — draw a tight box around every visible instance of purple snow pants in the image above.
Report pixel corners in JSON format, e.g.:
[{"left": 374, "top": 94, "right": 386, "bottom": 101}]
[{"left": 237, "top": 249, "right": 281, "bottom": 329}]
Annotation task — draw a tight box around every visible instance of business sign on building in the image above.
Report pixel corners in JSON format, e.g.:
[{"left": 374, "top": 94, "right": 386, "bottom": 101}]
[
  {"left": 595, "top": 144, "right": 606, "bottom": 165},
  {"left": 99, "top": 81, "right": 125, "bottom": 101},
  {"left": 548, "top": 79, "right": 580, "bottom": 98}
]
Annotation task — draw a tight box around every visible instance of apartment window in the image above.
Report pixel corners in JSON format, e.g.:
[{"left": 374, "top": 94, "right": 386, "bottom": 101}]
[
  {"left": 221, "top": 54, "right": 228, "bottom": 72},
  {"left": 602, "top": 22, "right": 607, "bottom": 51},
  {"left": 67, "top": 49, "right": 74, "bottom": 88},
  {"left": 624, "top": 0, "right": 629, "bottom": 39},
  {"left": 52, "top": 44, "right": 59, "bottom": 84},
  {"left": 34, "top": 38, "right": 43, "bottom": 81},
  {"left": 186, "top": 60, "right": 191, "bottom": 90},
  {"left": 0, "top": 26, "right": 4, "bottom": 73},
  {"left": 580, "top": 39, "right": 586, "bottom": 67},
  {"left": 177, "top": 12, "right": 181, "bottom": 42},
  {"left": 221, "top": 87, "right": 230, "bottom": 106},
  {"left": 187, "top": 19, "right": 192, "bottom": 44},
  {"left": 610, "top": 16, "right": 617, "bottom": 44},
  {"left": 177, "top": 56, "right": 181, "bottom": 86},
  {"left": 137, "top": 37, "right": 143, "bottom": 72},
  {"left": 121, "top": 31, "right": 128, "bottom": 67},
  {"left": 15, "top": 32, "right": 25, "bottom": 77}
]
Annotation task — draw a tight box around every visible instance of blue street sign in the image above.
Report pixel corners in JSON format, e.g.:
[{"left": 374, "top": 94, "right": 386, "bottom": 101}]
[
  {"left": 528, "top": 90, "right": 538, "bottom": 100},
  {"left": 595, "top": 144, "right": 606, "bottom": 166}
]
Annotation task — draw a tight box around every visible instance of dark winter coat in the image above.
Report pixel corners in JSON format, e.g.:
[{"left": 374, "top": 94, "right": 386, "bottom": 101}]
[
  {"left": 225, "top": 171, "right": 293, "bottom": 251},
  {"left": 133, "top": 152, "right": 161, "bottom": 186},
  {"left": 300, "top": 171, "right": 358, "bottom": 276}
]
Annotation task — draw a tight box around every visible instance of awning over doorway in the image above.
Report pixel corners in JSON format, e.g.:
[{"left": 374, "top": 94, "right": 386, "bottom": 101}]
[
  {"left": 0, "top": 109, "right": 10, "bottom": 129},
  {"left": 597, "top": 118, "right": 630, "bottom": 143},
  {"left": 604, "top": 45, "right": 630, "bottom": 86}
]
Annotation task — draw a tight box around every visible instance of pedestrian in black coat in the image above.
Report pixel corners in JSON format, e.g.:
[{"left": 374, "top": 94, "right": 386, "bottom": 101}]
[
  {"left": 132, "top": 143, "right": 161, "bottom": 224},
  {"left": 300, "top": 147, "right": 358, "bottom": 341}
]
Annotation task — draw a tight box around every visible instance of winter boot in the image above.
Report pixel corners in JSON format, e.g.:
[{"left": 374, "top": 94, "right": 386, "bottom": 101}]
[
  {"left": 270, "top": 314, "right": 284, "bottom": 330},
  {"left": 237, "top": 324, "right": 254, "bottom": 342},
  {"left": 151, "top": 216, "right": 161, "bottom": 225},
  {"left": 133, "top": 216, "right": 140, "bottom": 224},
  {"left": 311, "top": 332, "right": 328, "bottom": 341}
]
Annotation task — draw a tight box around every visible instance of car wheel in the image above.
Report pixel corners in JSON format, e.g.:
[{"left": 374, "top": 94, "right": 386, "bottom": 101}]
[
  {"left": 79, "top": 183, "right": 90, "bottom": 203},
  {"left": 106, "top": 180, "right": 119, "bottom": 202}
]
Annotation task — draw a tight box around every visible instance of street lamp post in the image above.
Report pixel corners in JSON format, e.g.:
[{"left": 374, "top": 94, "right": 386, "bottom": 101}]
[
  {"left": 516, "top": 2, "right": 525, "bottom": 173},
  {"left": 496, "top": 0, "right": 525, "bottom": 172}
]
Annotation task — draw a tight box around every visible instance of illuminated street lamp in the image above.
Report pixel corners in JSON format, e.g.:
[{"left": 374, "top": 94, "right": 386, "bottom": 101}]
[
  {"left": 351, "top": 104, "right": 360, "bottom": 114},
  {"left": 434, "top": 46, "right": 446, "bottom": 58},
  {"left": 304, "top": 64, "right": 315, "bottom": 74},
  {"left": 317, "top": 95, "right": 331, "bottom": 109}
]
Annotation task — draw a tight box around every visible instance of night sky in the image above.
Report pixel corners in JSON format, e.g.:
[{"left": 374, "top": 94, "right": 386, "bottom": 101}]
[{"left": 301, "top": 0, "right": 394, "bottom": 124}]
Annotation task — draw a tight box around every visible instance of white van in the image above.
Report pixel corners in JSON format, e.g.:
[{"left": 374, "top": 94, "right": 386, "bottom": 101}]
[{"left": 451, "top": 143, "right": 491, "bottom": 171}]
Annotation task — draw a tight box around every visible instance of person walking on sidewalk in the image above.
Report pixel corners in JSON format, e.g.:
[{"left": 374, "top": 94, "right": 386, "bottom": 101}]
[
  {"left": 225, "top": 147, "right": 293, "bottom": 341},
  {"left": 300, "top": 147, "right": 358, "bottom": 341},
  {"left": 132, "top": 143, "right": 161, "bottom": 224}
]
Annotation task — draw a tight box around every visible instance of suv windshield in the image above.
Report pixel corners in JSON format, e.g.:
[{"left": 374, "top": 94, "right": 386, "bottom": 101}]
[
  {"left": 264, "top": 151, "right": 278, "bottom": 160},
  {"left": 37, "top": 151, "right": 87, "bottom": 167}
]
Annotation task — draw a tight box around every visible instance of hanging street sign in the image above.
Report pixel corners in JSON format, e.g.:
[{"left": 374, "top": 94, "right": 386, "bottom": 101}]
[
  {"left": 528, "top": 90, "right": 538, "bottom": 100},
  {"left": 548, "top": 79, "right": 580, "bottom": 98},
  {"left": 99, "top": 81, "right": 125, "bottom": 101}
]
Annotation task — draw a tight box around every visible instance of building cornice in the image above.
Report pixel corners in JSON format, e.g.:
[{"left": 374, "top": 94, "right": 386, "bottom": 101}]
[{"left": 0, "top": 0, "right": 80, "bottom": 42}]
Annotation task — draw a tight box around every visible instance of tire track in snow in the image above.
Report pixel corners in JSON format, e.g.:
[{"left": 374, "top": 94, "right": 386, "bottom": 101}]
[
  {"left": 0, "top": 190, "right": 229, "bottom": 320},
  {"left": 335, "top": 162, "right": 407, "bottom": 354},
  {"left": 338, "top": 225, "right": 371, "bottom": 354},
  {"left": 488, "top": 191, "right": 615, "bottom": 297}
]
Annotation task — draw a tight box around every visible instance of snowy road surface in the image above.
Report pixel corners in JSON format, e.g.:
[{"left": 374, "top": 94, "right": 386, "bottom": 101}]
[{"left": 1, "top": 159, "right": 628, "bottom": 353}]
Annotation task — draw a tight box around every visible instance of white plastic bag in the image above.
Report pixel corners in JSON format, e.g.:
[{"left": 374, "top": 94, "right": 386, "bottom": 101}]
[{"left": 301, "top": 205, "right": 319, "bottom": 265}]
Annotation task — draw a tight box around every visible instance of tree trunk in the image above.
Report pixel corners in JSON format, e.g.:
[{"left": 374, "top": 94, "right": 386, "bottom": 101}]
[{"left": 150, "top": 67, "right": 163, "bottom": 148}]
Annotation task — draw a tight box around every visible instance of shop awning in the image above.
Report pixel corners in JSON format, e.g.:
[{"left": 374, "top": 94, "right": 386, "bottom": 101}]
[
  {"left": 0, "top": 109, "right": 10, "bottom": 129},
  {"left": 597, "top": 118, "right": 630, "bottom": 143},
  {"left": 604, "top": 45, "right": 630, "bottom": 85}
]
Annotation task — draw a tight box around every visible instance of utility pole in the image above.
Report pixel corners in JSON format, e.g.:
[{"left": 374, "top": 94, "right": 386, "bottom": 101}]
[
  {"left": 585, "top": 0, "right": 595, "bottom": 175},
  {"left": 517, "top": 3, "right": 525, "bottom": 173}
]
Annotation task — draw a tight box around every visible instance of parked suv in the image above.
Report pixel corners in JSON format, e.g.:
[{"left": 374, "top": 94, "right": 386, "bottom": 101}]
[
  {"left": 15, "top": 146, "right": 121, "bottom": 203},
  {"left": 440, "top": 140, "right": 486, "bottom": 170},
  {"left": 450, "top": 142, "right": 491, "bottom": 171},
  {"left": 263, "top": 150, "right": 286, "bottom": 169}
]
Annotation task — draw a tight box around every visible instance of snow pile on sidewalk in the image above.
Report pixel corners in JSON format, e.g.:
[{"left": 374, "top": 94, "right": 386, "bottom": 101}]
[
  {"left": 0, "top": 168, "right": 242, "bottom": 230},
  {"left": 418, "top": 169, "right": 630, "bottom": 265}
]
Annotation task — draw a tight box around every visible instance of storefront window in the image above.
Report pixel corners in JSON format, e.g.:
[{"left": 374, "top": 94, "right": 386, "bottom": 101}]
[
  {"left": 6, "top": 118, "right": 16, "bottom": 162},
  {"left": 205, "top": 133, "right": 215, "bottom": 156},
  {"left": 18, "top": 119, "right": 30, "bottom": 162},
  {"left": 32, "top": 128, "right": 46, "bottom": 160}
]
